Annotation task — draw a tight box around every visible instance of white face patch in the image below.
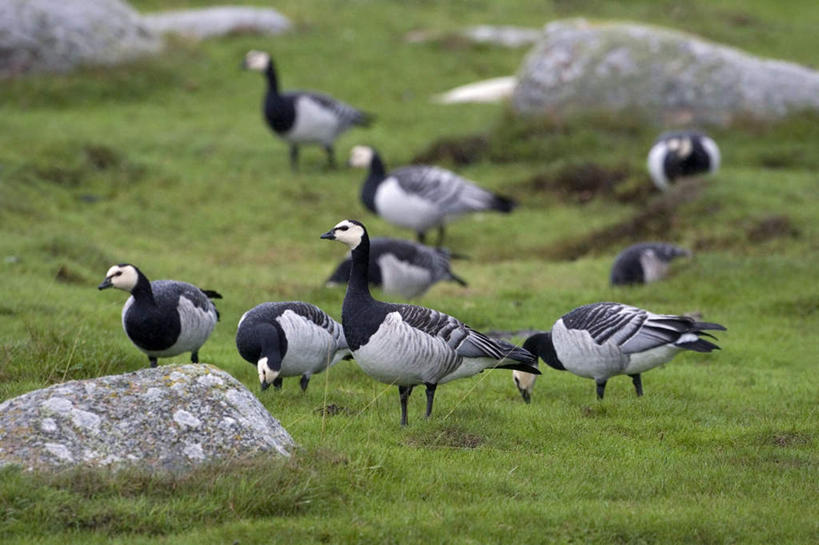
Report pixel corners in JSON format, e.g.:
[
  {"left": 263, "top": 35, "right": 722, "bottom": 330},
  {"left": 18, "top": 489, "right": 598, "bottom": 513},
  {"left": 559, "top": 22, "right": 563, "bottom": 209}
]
[
  {"left": 348, "top": 145, "right": 374, "bottom": 168},
  {"left": 258, "top": 356, "right": 280, "bottom": 386},
  {"left": 678, "top": 137, "right": 693, "bottom": 158},
  {"left": 513, "top": 370, "right": 537, "bottom": 394},
  {"left": 104, "top": 264, "right": 138, "bottom": 292},
  {"left": 329, "top": 220, "right": 365, "bottom": 250},
  {"left": 244, "top": 50, "right": 270, "bottom": 72}
]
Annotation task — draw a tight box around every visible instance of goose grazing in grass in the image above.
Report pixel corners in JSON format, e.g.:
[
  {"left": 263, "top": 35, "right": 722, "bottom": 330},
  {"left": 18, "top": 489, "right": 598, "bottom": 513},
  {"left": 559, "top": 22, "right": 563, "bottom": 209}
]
[
  {"left": 610, "top": 242, "right": 691, "bottom": 286},
  {"left": 647, "top": 130, "right": 720, "bottom": 191},
  {"left": 325, "top": 236, "right": 467, "bottom": 298},
  {"left": 348, "top": 145, "right": 517, "bottom": 246},
  {"left": 236, "top": 302, "right": 351, "bottom": 392},
  {"left": 243, "top": 50, "right": 373, "bottom": 170},
  {"left": 98, "top": 264, "right": 221, "bottom": 368},
  {"left": 522, "top": 302, "right": 725, "bottom": 400},
  {"left": 321, "top": 219, "right": 539, "bottom": 426}
]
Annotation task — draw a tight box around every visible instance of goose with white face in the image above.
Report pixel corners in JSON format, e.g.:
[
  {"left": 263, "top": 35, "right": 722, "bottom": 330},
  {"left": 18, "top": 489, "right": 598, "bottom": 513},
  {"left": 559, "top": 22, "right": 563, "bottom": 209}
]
[
  {"left": 243, "top": 50, "right": 270, "bottom": 71},
  {"left": 98, "top": 264, "right": 139, "bottom": 292},
  {"left": 320, "top": 219, "right": 366, "bottom": 250},
  {"left": 348, "top": 145, "right": 375, "bottom": 168}
]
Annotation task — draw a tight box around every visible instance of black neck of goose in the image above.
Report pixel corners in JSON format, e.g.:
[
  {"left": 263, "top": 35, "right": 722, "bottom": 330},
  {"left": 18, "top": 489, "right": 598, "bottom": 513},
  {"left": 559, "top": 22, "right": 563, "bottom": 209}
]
[
  {"left": 265, "top": 60, "right": 280, "bottom": 95},
  {"left": 523, "top": 333, "right": 565, "bottom": 371},
  {"left": 130, "top": 268, "right": 155, "bottom": 304},
  {"left": 361, "top": 152, "right": 387, "bottom": 213},
  {"left": 346, "top": 232, "right": 373, "bottom": 301}
]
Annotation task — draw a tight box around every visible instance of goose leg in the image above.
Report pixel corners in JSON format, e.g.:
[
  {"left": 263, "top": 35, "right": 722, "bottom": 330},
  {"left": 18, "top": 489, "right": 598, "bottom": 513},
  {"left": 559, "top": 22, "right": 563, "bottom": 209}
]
[
  {"left": 398, "top": 385, "right": 414, "bottom": 426},
  {"left": 595, "top": 379, "right": 607, "bottom": 400},
  {"left": 190, "top": 351, "right": 199, "bottom": 364},
  {"left": 149, "top": 357, "right": 158, "bottom": 368},
  {"left": 417, "top": 231, "right": 426, "bottom": 244},
  {"left": 435, "top": 226, "right": 446, "bottom": 248},
  {"left": 273, "top": 376, "right": 283, "bottom": 390},
  {"left": 289, "top": 144, "right": 299, "bottom": 171},
  {"left": 300, "top": 374, "right": 310, "bottom": 392},
  {"left": 424, "top": 383, "right": 437, "bottom": 418},
  {"left": 629, "top": 373, "right": 643, "bottom": 397},
  {"left": 324, "top": 145, "right": 336, "bottom": 169}
]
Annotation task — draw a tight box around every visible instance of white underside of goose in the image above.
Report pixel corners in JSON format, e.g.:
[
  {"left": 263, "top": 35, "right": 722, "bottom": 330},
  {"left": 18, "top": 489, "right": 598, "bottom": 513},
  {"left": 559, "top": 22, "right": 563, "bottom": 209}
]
[
  {"left": 377, "top": 253, "right": 433, "bottom": 298},
  {"left": 701, "top": 136, "right": 721, "bottom": 171},
  {"left": 275, "top": 309, "right": 344, "bottom": 376},
  {"left": 647, "top": 143, "right": 670, "bottom": 190},
  {"left": 639, "top": 251, "right": 670, "bottom": 283},
  {"left": 282, "top": 96, "right": 340, "bottom": 145},
  {"left": 373, "top": 178, "right": 452, "bottom": 232},
  {"left": 122, "top": 296, "right": 217, "bottom": 358},
  {"left": 352, "top": 312, "right": 461, "bottom": 385}
]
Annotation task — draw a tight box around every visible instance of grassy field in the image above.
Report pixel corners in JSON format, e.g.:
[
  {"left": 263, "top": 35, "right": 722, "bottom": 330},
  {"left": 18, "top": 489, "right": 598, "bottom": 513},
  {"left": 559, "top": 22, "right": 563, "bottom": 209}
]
[{"left": 1, "top": 0, "right": 817, "bottom": 543}]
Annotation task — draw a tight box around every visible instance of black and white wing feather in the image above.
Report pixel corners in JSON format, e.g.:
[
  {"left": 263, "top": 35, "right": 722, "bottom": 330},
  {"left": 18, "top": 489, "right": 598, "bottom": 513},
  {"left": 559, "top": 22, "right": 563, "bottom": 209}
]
[
  {"left": 391, "top": 166, "right": 511, "bottom": 215},
  {"left": 301, "top": 91, "right": 372, "bottom": 129}
]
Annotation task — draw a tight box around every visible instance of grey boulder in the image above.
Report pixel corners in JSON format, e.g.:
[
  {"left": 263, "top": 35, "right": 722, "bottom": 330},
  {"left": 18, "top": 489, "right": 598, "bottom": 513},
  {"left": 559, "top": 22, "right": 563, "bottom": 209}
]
[
  {"left": 143, "top": 6, "right": 291, "bottom": 40},
  {"left": 0, "top": 0, "right": 160, "bottom": 77},
  {"left": 512, "top": 19, "right": 819, "bottom": 126},
  {"left": 0, "top": 364, "right": 294, "bottom": 471}
]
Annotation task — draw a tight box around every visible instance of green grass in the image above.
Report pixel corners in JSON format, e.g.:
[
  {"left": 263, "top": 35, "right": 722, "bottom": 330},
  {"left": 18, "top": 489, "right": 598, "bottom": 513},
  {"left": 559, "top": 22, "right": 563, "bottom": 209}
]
[{"left": 1, "top": 0, "right": 817, "bottom": 543}]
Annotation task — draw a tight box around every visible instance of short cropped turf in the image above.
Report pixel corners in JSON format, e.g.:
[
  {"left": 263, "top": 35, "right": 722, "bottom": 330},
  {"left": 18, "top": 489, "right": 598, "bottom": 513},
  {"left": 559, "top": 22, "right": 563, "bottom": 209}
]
[{"left": 0, "top": 1, "right": 817, "bottom": 543}]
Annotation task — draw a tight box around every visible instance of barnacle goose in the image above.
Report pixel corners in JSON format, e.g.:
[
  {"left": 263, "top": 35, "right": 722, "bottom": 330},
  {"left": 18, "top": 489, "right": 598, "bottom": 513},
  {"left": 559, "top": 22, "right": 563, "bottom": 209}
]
[
  {"left": 348, "top": 145, "right": 516, "bottom": 246},
  {"left": 321, "top": 219, "right": 539, "bottom": 426},
  {"left": 325, "top": 237, "right": 467, "bottom": 299},
  {"left": 647, "top": 130, "right": 720, "bottom": 191},
  {"left": 243, "top": 50, "right": 373, "bottom": 170},
  {"left": 521, "top": 302, "right": 725, "bottom": 400},
  {"left": 236, "top": 302, "right": 351, "bottom": 392},
  {"left": 98, "top": 264, "right": 221, "bottom": 368},
  {"left": 610, "top": 242, "right": 691, "bottom": 286}
]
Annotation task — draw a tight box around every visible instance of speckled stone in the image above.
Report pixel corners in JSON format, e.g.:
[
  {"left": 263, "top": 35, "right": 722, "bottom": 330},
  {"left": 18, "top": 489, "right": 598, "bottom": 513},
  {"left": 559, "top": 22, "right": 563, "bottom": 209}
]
[
  {"left": 512, "top": 19, "right": 819, "bottom": 126},
  {"left": 0, "top": 364, "right": 293, "bottom": 471}
]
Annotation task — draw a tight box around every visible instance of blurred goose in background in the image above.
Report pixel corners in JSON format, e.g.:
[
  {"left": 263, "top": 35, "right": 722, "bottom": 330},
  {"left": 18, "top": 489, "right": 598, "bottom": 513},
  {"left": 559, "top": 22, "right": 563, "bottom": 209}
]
[
  {"left": 321, "top": 219, "right": 539, "bottom": 425},
  {"left": 610, "top": 242, "right": 691, "bottom": 286},
  {"left": 348, "top": 145, "right": 516, "bottom": 246},
  {"left": 243, "top": 50, "right": 373, "bottom": 170},
  {"left": 98, "top": 264, "right": 221, "bottom": 368},
  {"left": 325, "top": 236, "right": 467, "bottom": 298},
  {"left": 521, "top": 302, "right": 725, "bottom": 400},
  {"left": 236, "top": 301, "right": 350, "bottom": 392},
  {"left": 647, "top": 130, "right": 720, "bottom": 191}
]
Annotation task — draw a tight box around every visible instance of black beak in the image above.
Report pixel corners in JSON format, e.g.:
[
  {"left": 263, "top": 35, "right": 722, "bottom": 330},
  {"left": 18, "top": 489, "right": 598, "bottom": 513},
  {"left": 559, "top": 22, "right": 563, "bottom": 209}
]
[
  {"left": 518, "top": 388, "right": 531, "bottom": 404},
  {"left": 260, "top": 381, "right": 270, "bottom": 391},
  {"left": 98, "top": 277, "right": 112, "bottom": 290},
  {"left": 320, "top": 231, "right": 335, "bottom": 240}
]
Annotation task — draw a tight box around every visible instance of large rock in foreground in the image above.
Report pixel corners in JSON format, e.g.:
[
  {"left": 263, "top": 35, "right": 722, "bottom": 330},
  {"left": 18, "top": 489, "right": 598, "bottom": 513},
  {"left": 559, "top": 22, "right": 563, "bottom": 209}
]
[
  {"left": 0, "top": 0, "right": 161, "bottom": 77},
  {"left": 0, "top": 364, "right": 293, "bottom": 471},
  {"left": 512, "top": 19, "right": 819, "bottom": 126}
]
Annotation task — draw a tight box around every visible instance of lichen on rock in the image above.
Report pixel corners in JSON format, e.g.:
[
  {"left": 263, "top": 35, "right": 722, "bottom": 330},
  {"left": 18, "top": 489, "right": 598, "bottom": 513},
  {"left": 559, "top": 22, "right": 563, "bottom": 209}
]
[{"left": 0, "top": 364, "right": 294, "bottom": 472}]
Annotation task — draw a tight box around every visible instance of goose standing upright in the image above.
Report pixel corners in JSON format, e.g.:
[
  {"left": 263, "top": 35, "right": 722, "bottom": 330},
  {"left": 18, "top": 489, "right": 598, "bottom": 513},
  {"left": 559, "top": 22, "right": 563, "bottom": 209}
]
[
  {"left": 348, "top": 146, "right": 516, "bottom": 245},
  {"left": 321, "top": 219, "right": 539, "bottom": 426},
  {"left": 647, "top": 130, "right": 720, "bottom": 191},
  {"left": 98, "top": 264, "right": 221, "bottom": 367},
  {"left": 236, "top": 302, "right": 350, "bottom": 392},
  {"left": 325, "top": 236, "right": 467, "bottom": 298},
  {"left": 610, "top": 242, "right": 691, "bottom": 286},
  {"left": 243, "top": 50, "right": 373, "bottom": 170},
  {"left": 521, "top": 302, "right": 725, "bottom": 400}
]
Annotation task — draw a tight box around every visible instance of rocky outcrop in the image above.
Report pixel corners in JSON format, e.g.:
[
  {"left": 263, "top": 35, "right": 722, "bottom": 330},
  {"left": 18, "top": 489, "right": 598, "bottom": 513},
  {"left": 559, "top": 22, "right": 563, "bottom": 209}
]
[
  {"left": 0, "top": 0, "right": 161, "bottom": 77},
  {"left": 512, "top": 19, "right": 819, "bottom": 126},
  {"left": 143, "top": 6, "right": 291, "bottom": 40},
  {"left": 0, "top": 364, "right": 293, "bottom": 471}
]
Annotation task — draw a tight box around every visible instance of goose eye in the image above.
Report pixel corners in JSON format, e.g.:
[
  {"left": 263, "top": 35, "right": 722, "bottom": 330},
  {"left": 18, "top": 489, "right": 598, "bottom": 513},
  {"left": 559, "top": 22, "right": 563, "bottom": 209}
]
[
  {"left": 114, "top": 271, "right": 123, "bottom": 277},
  {"left": 337, "top": 226, "right": 349, "bottom": 231}
]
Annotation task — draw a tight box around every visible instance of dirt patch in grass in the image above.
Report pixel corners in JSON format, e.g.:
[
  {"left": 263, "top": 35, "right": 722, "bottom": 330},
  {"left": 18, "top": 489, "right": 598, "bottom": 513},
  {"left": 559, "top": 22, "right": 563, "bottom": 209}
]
[
  {"left": 405, "top": 427, "right": 484, "bottom": 449},
  {"left": 411, "top": 135, "right": 489, "bottom": 167},
  {"left": 541, "top": 180, "right": 702, "bottom": 260},
  {"left": 314, "top": 404, "right": 350, "bottom": 417},
  {"left": 55, "top": 264, "right": 87, "bottom": 284},
  {"left": 770, "top": 432, "right": 811, "bottom": 448},
  {"left": 746, "top": 214, "right": 800, "bottom": 242},
  {"left": 521, "top": 162, "right": 652, "bottom": 204}
]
